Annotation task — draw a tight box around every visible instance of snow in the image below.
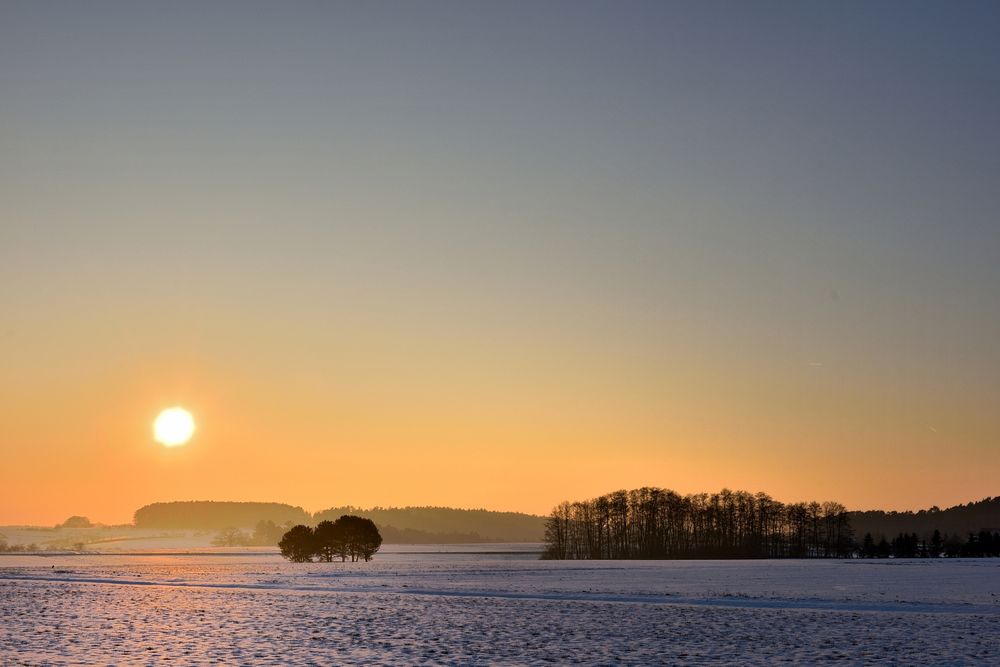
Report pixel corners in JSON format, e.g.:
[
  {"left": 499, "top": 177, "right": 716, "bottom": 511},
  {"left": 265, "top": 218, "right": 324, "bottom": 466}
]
[{"left": 1, "top": 552, "right": 998, "bottom": 664}]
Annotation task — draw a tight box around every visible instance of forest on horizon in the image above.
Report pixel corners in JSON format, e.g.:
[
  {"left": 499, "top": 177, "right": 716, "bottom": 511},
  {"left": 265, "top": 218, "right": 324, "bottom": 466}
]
[
  {"left": 542, "top": 489, "right": 1000, "bottom": 560},
  {"left": 5, "top": 496, "right": 993, "bottom": 548},
  {"left": 131, "top": 501, "right": 546, "bottom": 543},
  {"left": 120, "top": 495, "right": 1000, "bottom": 546}
]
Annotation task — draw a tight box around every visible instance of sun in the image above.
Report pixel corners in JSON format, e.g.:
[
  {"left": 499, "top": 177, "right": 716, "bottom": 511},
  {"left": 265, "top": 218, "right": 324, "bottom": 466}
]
[{"left": 153, "top": 407, "right": 196, "bottom": 447}]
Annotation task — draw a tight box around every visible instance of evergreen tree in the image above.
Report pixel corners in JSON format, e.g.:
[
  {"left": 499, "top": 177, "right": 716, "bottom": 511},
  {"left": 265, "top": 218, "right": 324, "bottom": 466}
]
[
  {"left": 930, "top": 529, "right": 943, "bottom": 556},
  {"left": 862, "top": 533, "right": 875, "bottom": 558},
  {"left": 876, "top": 537, "right": 891, "bottom": 558}
]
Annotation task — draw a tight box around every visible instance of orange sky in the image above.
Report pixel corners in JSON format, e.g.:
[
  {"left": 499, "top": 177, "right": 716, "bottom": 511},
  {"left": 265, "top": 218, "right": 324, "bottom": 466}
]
[
  {"left": 3, "top": 3, "right": 999, "bottom": 525},
  {"left": 2, "top": 321, "right": 995, "bottom": 525}
]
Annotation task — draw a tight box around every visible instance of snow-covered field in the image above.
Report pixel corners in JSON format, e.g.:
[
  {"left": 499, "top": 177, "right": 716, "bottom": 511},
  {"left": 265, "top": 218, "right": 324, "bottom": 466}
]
[{"left": 1, "top": 549, "right": 998, "bottom": 665}]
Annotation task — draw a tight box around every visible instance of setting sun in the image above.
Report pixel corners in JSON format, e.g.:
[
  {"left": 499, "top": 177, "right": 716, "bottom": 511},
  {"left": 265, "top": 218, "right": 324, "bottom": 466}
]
[{"left": 153, "top": 407, "right": 195, "bottom": 447}]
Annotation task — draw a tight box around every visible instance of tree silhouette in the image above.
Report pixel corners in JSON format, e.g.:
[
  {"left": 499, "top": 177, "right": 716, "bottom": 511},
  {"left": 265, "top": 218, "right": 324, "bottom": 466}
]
[
  {"left": 930, "top": 529, "right": 943, "bottom": 556},
  {"left": 351, "top": 516, "right": 383, "bottom": 562},
  {"left": 313, "top": 520, "right": 346, "bottom": 562},
  {"left": 278, "top": 524, "right": 316, "bottom": 562},
  {"left": 332, "top": 515, "right": 382, "bottom": 562},
  {"left": 876, "top": 537, "right": 891, "bottom": 558},
  {"left": 862, "top": 532, "right": 875, "bottom": 558}
]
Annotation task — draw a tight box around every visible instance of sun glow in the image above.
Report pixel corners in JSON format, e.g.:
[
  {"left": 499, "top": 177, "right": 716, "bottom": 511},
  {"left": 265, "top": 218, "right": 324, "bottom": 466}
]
[{"left": 153, "top": 407, "right": 195, "bottom": 447}]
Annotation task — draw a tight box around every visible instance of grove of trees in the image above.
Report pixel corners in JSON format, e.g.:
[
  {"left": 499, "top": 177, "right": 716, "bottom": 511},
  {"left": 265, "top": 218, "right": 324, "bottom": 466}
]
[
  {"left": 279, "top": 515, "right": 383, "bottom": 563},
  {"left": 543, "top": 487, "right": 854, "bottom": 559}
]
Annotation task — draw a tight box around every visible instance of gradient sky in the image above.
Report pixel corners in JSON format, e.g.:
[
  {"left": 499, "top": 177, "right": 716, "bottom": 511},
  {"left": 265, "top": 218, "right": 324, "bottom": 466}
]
[{"left": 2, "top": 1, "right": 999, "bottom": 525}]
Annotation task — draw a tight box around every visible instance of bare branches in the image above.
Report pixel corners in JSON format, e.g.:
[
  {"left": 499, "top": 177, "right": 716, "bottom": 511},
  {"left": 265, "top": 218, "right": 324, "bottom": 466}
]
[{"left": 542, "top": 488, "right": 854, "bottom": 560}]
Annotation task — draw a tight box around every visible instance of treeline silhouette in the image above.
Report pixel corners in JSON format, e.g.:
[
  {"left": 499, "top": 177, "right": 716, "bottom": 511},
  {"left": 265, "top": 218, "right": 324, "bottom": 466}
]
[
  {"left": 134, "top": 502, "right": 310, "bottom": 529},
  {"left": 849, "top": 497, "right": 1000, "bottom": 542},
  {"left": 859, "top": 529, "right": 1000, "bottom": 558},
  {"left": 543, "top": 488, "right": 853, "bottom": 559}
]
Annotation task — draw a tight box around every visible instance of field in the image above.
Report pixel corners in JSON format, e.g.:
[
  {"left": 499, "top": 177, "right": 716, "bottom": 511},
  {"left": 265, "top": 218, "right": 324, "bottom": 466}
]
[
  {"left": 1, "top": 548, "right": 998, "bottom": 665},
  {"left": 0, "top": 526, "right": 221, "bottom": 552}
]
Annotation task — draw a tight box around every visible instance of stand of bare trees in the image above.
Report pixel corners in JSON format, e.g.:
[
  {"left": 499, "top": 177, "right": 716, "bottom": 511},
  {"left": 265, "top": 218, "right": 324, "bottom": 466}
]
[{"left": 543, "top": 488, "right": 853, "bottom": 559}]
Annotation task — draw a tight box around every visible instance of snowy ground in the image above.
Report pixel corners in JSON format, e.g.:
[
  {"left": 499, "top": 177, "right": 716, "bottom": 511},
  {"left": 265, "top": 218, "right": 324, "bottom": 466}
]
[{"left": 1, "top": 550, "right": 998, "bottom": 665}]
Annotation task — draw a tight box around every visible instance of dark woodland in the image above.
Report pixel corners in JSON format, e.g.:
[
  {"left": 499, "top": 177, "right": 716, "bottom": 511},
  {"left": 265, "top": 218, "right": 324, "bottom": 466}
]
[
  {"left": 543, "top": 488, "right": 854, "bottom": 559},
  {"left": 848, "top": 497, "right": 1000, "bottom": 541}
]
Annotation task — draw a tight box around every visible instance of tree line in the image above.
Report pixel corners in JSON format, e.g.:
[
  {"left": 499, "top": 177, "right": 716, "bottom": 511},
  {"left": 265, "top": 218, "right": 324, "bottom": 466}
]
[
  {"left": 860, "top": 530, "right": 1000, "bottom": 558},
  {"left": 279, "top": 515, "right": 383, "bottom": 562},
  {"left": 849, "top": 496, "right": 1000, "bottom": 541},
  {"left": 543, "top": 487, "right": 853, "bottom": 559}
]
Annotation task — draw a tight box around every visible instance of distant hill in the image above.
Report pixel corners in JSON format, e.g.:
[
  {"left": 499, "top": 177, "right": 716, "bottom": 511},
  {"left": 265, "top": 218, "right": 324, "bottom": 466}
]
[
  {"left": 312, "top": 506, "right": 546, "bottom": 542},
  {"left": 134, "top": 501, "right": 310, "bottom": 530},
  {"left": 377, "top": 525, "right": 490, "bottom": 544},
  {"left": 849, "top": 497, "right": 1000, "bottom": 540},
  {"left": 130, "top": 501, "right": 547, "bottom": 542}
]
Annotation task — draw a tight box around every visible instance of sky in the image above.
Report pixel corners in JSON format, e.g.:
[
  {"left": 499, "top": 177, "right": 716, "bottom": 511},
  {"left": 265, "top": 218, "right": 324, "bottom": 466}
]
[{"left": 2, "top": 1, "right": 999, "bottom": 525}]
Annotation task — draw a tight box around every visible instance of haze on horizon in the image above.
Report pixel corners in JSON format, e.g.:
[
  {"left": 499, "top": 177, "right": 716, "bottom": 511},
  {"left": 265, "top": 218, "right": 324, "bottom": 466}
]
[{"left": 2, "top": 1, "right": 999, "bottom": 526}]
